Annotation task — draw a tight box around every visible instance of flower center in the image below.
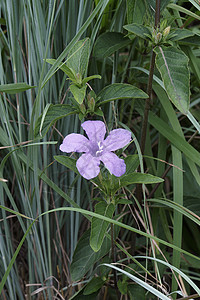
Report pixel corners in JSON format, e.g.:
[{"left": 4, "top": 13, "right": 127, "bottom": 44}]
[{"left": 95, "top": 141, "right": 104, "bottom": 156}]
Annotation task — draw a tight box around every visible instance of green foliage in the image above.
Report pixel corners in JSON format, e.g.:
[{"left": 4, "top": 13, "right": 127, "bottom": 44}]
[
  {"left": 1, "top": 0, "right": 200, "bottom": 299},
  {"left": 70, "top": 229, "right": 111, "bottom": 281},
  {"left": 93, "top": 32, "right": 131, "bottom": 58},
  {"left": 90, "top": 202, "right": 115, "bottom": 252},
  {"left": 154, "top": 46, "right": 190, "bottom": 114},
  {"left": 0, "top": 83, "right": 36, "bottom": 94}
]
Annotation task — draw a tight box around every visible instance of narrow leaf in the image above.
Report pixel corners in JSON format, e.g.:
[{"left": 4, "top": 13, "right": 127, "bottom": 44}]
[
  {"left": 0, "top": 83, "right": 36, "bottom": 94},
  {"left": 103, "top": 264, "right": 170, "bottom": 300},
  {"left": 45, "top": 58, "right": 76, "bottom": 80},
  {"left": 149, "top": 112, "right": 200, "bottom": 167}
]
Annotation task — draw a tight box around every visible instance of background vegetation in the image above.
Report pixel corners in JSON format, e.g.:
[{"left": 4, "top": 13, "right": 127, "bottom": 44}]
[{"left": 0, "top": 0, "right": 200, "bottom": 299}]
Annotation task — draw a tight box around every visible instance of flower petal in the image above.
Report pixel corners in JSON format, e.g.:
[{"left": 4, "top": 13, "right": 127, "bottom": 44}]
[
  {"left": 60, "top": 133, "right": 90, "bottom": 153},
  {"left": 103, "top": 129, "right": 131, "bottom": 151},
  {"left": 76, "top": 153, "right": 100, "bottom": 180},
  {"left": 81, "top": 120, "right": 106, "bottom": 142},
  {"left": 100, "top": 152, "right": 126, "bottom": 177}
]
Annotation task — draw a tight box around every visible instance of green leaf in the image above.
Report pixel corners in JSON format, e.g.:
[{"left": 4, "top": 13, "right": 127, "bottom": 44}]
[
  {"left": 54, "top": 156, "right": 78, "bottom": 174},
  {"left": 66, "top": 38, "right": 90, "bottom": 78},
  {"left": 120, "top": 172, "right": 163, "bottom": 186},
  {"left": 34, "top": 104, "right": 76, "bottom": 137},
  {"left": 83, "top": 277, "right": 105, "bottom": 295},
  {"left": 124, "top": 23, "right": 151, "bottom": 40},
  {"left": 97, "top": 83, "right": 147, "bottom": 105},
  {"left": 82, "top": 75, "right": 101, "bottom": 85},
  {"left": 178, "top": 34, "right": 200, "bottom": 46},
  {"left": 154, "top": 46, "right": 190, "bottom": 114},
  {"left": 168, "top": 3, "right": 200, "bottom": 22},
  {"left": 70, "top": 83, "right": 87, "bottom": 104},
  {"left": 93, "top": 32, "right": 131, "bottom": 59},
  {"left": 90, "top": 202, "right": 115, "bottom": 252},
  {"left": 170, "top": 28, "right": 194, "bottom": 42},
  {"left": 117, "top": 279, "right": 128, "bottom": 295},
  {"left": 45, "top": 58, "right": 76, "bottom": 80},
  {"left": 0, "top": 82, "right": 36, "bottom": 94},
  {"left": 124, "top": 155, "right": 140, "bottom": 175},
  {"left": 126, "top": 0, "right": 146, "bottom": 25},
  {"left": 70, "top": 229, "right": 111, "bottom": 281}
]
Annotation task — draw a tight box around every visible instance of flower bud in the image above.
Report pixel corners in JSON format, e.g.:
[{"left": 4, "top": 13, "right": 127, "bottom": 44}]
[
  {"left": 163, "top": 26, "right": 171, "bottom": 37},
  {"left": 155, "top": 32, "right": 162, "bottom": 44}
]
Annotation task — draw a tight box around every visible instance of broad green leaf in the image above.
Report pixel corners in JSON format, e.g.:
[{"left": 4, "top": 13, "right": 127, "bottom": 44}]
[
  {"left": 154, "top": 46, "right": 190, "bottom": 114},
  {"left": 90, "top": 202, "right": 115, "bottom": 252},
  {"left": 124, "top": 24, "right": 151, "bottom": 40},
  {"left": 120, "top": 172, "right": 163, "bottom": 187},
  {"left": 83, "top": 277, "right": 105, "bottom": 295},
  {"left": 93, "top": 32, "right": 131, "bottom": 59},
  {"left": 117, "top": 279, "right": 128, "bottom": 295},
  {"left": 179, "top": 34, "right": 200, "bottom": 46},
  {"left": 97, "top": 83, "right": 147, "bottom": 105},
  {"left": 70, "top": 229, "right": 111, "bottom": 281},
  {"left": 45, "top": 58, "right": 76, "bottom": 80},
  {"left": 170, "top": 28, "right": 194, "bottom": 41},
  {"left": 126, "top": 0, "right": 146, "bottom": 25},
  {"left": 70, "top": 83, "right": 87, "bottom": 104},
  {"left": 34, "top": 104, "right": 76, "bottom": 137},
  {"left": 54, "top": 156, "right": 78, "bottom": 174},
  {"left": 66, "top": 38, "right": 90, "bottom": 78},
  {"left": 0, "top": 82, "right": 36, "bottom": 94}
]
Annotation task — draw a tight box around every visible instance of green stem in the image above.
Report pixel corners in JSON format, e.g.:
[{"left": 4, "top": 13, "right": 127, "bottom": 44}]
[{"left": 136, "top": 0, "right": 161, "bottom": 203}]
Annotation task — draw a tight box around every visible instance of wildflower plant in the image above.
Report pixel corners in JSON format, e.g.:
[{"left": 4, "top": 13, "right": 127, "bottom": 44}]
[{"left": 59, "top": 120, "right": 132, "bottom": 180}]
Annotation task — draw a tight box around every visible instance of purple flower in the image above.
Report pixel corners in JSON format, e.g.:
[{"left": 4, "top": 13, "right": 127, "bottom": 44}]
[{"left": 60, "top": 120, "right": 131, "bottom": 180}]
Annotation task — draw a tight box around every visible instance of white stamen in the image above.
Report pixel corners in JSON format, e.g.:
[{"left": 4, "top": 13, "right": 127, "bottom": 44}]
[{"left": 96, "top": 141, "right": 103, "bottom": 156}]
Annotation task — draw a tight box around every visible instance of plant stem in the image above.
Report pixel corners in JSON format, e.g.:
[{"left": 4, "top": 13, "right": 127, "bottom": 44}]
[
  {"left": 136, "top": 0, "right": 161, "bottom": 203},
  {"left": 140, "top": 0, "right": 161, "bottom": 155}
]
